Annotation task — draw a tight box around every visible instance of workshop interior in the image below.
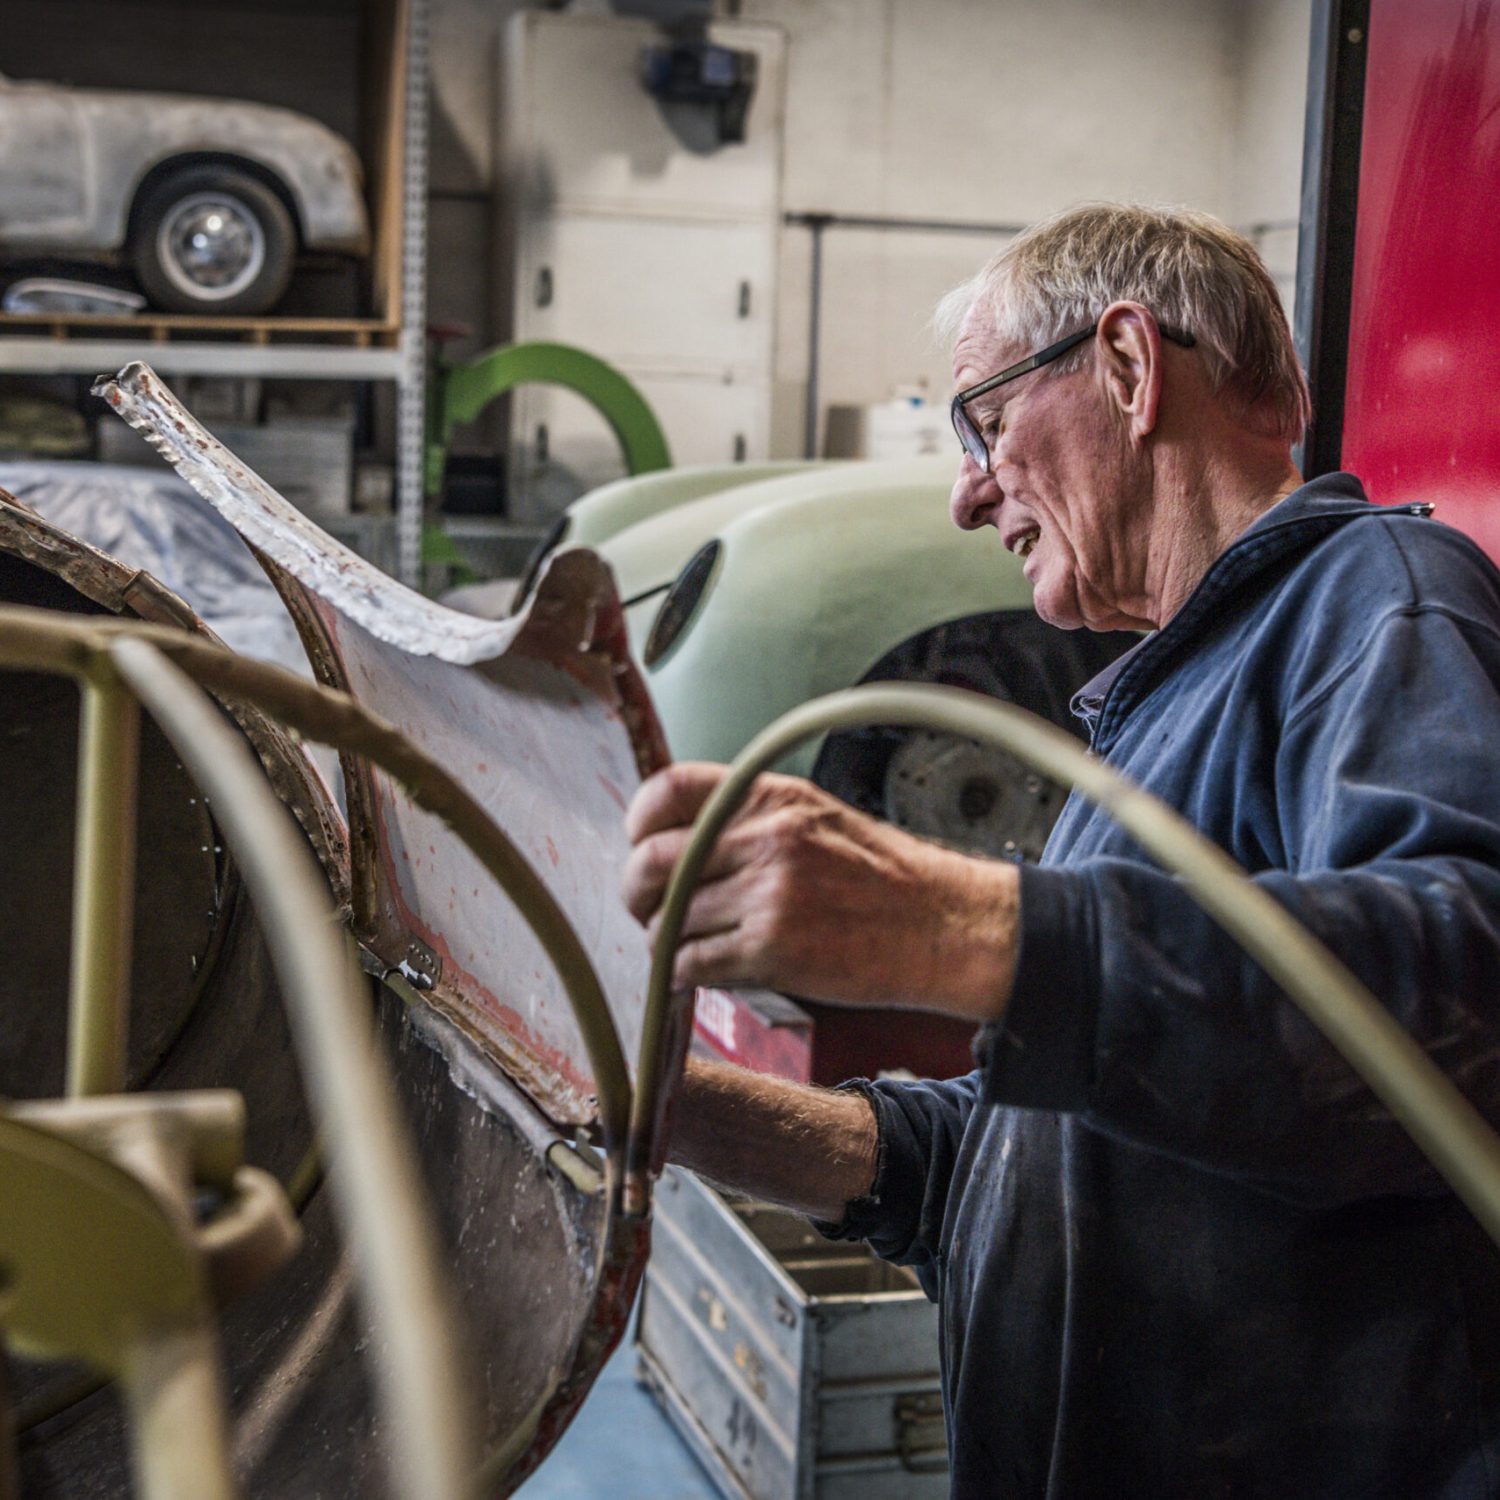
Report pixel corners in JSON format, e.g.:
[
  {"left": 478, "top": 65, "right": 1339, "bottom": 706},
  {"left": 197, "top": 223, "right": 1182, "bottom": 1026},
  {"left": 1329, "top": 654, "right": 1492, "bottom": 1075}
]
[{"left": 0, "top": 0, "right": 1496, "bottom": 1496}]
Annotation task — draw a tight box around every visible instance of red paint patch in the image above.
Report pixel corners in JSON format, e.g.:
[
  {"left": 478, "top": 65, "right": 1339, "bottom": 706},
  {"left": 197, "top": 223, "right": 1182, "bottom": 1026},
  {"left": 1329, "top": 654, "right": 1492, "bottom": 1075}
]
[
  {"left": 596, "top": 774, "right": 627, "bottom": 812},
  {"left": 545, "top": 836, "right": 561, "bottom": 868}
]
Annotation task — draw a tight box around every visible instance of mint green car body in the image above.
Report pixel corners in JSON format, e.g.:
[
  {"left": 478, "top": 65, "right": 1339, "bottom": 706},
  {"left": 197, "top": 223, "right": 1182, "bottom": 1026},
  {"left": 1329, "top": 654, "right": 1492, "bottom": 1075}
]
[{"left": 542, "top": 457, "right": 1038, "bottom": 778}]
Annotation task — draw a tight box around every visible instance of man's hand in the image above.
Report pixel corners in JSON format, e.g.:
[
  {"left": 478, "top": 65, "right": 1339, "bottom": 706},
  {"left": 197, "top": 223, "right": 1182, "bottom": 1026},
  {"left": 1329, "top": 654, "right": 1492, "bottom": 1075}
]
[{"left": 623, "top": 762, "right": 1021, "bottom": 1024}]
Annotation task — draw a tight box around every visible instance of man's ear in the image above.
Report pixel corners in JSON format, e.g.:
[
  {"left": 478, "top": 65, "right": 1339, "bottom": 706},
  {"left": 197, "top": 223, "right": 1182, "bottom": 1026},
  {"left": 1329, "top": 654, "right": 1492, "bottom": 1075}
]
[{"left": 1095, "top": 302, "right": 1161, "bottom": 443}]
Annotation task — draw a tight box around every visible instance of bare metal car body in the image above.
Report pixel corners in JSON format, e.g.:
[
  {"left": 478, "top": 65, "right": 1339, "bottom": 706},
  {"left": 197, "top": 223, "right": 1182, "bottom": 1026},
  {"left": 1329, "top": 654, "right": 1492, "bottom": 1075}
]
[{"left": 0, "top": 74, "right": 369, "bottom": 257}]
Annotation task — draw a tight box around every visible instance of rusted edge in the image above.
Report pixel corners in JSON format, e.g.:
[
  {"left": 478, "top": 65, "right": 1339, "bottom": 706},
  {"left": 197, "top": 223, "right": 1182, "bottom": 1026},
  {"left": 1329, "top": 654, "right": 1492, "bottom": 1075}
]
[
  {"left": 253, "top": 548, "right": 381, "bottom": 935},
  {"left": 500, "top": 1219, "right": 651, "bottom": 1494},
  {"left": 393, "top": 976, "right": 640, "bottom": 1491}
]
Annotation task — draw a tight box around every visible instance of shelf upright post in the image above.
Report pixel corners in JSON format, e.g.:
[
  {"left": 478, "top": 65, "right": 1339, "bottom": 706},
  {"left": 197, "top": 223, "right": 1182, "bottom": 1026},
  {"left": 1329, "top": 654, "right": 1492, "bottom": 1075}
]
[{"left": 396, "top": 0, "right": 432, "bottom": 588}]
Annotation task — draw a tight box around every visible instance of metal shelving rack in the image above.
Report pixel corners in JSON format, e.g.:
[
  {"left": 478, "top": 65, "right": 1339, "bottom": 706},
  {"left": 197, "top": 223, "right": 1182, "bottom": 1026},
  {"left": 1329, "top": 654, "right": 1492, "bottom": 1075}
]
[
  {"left": 0, "top": 0, "right": 431, "bottom": 587},
  {"left": 394, "top": 0, "right": 430, "bottom": 587}
]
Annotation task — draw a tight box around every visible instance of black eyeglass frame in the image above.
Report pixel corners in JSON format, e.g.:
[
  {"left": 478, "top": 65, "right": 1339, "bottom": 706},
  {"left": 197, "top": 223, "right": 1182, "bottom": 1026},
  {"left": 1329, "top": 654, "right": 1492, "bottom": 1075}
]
[{"left": 950, "top": 319, "right": 1198, "bottom": 469}]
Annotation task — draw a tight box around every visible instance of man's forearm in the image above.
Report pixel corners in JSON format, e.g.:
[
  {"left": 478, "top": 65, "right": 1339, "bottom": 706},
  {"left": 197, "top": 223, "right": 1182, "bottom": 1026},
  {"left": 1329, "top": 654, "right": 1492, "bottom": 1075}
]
[{"left": 667, "top": 1056, "right": 879, "bottom": 1222}]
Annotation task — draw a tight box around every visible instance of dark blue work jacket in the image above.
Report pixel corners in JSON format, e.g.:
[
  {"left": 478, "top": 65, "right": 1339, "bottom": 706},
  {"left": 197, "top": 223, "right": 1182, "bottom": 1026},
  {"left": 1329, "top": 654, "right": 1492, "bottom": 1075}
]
[{"left": 832, "top": 474, "right": 1500, "bottom": 1498}]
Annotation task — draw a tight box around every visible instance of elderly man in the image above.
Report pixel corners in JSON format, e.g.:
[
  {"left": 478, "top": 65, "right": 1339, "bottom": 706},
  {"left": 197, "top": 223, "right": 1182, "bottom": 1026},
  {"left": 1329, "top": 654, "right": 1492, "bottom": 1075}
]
[{"left": 623, "top": 204, "right": 1500, "bottom": 1497}]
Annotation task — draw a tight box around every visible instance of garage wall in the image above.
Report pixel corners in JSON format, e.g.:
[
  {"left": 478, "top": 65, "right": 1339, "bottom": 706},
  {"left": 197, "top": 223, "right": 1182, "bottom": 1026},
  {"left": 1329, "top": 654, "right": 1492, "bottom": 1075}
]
[
  {"left": 428, "top": 0, "right": 528, "bottom": 363},
  {"left": 738, "top": 0, "right": 1313, "bottom": 451},
  {"left": 1226, "top": 0, "right": 1316, "bottom": 311},
  {"left": 425, "top": 0, "right": 1313, "bottom": 455}
]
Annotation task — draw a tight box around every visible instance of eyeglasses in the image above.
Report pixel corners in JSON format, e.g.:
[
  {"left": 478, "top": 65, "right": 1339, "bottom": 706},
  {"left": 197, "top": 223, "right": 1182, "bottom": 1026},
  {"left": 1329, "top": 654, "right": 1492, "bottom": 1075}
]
[{"left": 950, "top": 320, "right": 1198, "bottom": 470}]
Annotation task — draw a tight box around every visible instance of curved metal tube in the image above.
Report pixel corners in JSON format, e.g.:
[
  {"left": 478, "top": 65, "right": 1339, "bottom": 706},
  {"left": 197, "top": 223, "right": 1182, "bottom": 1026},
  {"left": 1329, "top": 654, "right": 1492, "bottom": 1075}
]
[
  {"left": 632, "top": 683, "right": 1500, "bottom": 1251},
  {"left": 431, "top": 340, "right": 672, "bottom": 496},
  {"left": 109, "top": 636, "right": 479, "bottom": 1500}
]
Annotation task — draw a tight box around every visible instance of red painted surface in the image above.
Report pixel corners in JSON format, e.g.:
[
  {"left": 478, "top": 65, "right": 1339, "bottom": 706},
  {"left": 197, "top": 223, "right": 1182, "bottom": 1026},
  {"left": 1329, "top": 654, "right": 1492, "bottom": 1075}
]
[
  {"left": 692, "top": 986, "right": 814, "bottom": 1080},
  {"left": 1343, "top": 0, "right": 1500, "bottom": 560},
  {"left": 693, "top": 986, "right": 977, "bottom": 1085}
]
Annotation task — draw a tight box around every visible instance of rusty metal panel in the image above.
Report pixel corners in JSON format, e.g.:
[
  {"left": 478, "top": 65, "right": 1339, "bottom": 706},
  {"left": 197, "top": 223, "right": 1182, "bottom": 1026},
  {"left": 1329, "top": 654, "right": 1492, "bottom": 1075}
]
[
  {"left": 0, "top": 491, "right": 660, "bottom": 1493},
  {"left": 95, "top": 360, "right": 669, "bottom": 1132}
]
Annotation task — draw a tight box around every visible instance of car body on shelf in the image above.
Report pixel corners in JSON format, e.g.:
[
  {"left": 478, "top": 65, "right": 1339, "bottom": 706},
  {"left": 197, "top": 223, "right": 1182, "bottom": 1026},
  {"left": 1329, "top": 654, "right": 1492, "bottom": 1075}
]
[{"left": 0, "top": 73, "right": 370, "bottom": 314}]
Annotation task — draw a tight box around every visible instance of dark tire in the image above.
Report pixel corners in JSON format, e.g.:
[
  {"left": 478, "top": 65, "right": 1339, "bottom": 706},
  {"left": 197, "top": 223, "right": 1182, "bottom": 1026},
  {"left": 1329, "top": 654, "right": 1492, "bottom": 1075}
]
[
  {"left": 811, "top": 611, "right": 1137, "bottom": 861},
  {"left": 130, "top": 165, "right": 296, "bottom": 315}
]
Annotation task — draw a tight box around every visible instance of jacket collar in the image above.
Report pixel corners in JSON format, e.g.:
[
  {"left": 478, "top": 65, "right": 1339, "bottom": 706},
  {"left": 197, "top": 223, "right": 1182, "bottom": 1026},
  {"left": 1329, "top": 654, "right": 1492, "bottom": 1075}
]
[{"left": 1070, "top": 473, "right": 1433, "bottom": 745}]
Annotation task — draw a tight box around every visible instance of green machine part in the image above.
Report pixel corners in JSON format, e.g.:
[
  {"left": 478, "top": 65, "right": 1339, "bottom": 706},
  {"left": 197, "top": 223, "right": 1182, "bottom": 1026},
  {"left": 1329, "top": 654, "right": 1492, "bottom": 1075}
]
[{"left": 425, "top": 340, "right": 672, "bottom": 499}]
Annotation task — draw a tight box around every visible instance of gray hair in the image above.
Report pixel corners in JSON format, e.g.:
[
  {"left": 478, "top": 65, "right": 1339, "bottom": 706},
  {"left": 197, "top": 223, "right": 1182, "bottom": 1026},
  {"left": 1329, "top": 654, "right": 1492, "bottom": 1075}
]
[{"left": 936, "top": 202, "right": 1310, "bottom": 443}]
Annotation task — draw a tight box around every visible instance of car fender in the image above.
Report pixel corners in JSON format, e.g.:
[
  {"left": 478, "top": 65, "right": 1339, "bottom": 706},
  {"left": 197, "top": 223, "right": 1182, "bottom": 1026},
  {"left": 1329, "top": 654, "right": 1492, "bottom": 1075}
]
[
  {"left": 598, "top": 456, "right": 955, "bottom": 604},
  {"left": 631, "top": 471, "right": 1034, "bottom": 775}
]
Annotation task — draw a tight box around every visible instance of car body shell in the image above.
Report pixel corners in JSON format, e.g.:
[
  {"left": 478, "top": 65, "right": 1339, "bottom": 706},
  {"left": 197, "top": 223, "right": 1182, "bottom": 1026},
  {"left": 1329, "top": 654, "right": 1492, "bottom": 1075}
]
[
  {"left": 561, "top": 460, "right": 822, "bottom": 553},
  {"left": 566, "top": 457, "right": 1038, "bottom": 778},
  {"left": 0, "top": 74, "right": 369, "bottom": 257}
]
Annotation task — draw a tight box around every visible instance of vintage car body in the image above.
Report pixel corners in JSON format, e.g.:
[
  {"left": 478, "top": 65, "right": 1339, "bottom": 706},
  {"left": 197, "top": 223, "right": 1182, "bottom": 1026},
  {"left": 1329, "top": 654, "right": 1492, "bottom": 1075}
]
[
  {"left": 0, "top": 73, "right": 369, "bottom": 312},
  {"left": 3, "top": 364, "right": 686, "bottom": 1495}
]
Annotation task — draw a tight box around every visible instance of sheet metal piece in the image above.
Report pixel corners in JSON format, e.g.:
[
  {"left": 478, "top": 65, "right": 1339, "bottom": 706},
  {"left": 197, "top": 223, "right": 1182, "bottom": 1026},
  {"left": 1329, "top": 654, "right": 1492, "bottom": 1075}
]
[{"left": 94, "top": 362, "right": 670, "bottom": 1132}]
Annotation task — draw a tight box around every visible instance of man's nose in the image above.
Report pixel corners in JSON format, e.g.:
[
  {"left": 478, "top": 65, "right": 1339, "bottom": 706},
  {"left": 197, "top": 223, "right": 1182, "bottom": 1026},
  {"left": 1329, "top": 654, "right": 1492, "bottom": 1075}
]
[{"left": 949, "top": 453, "right": 1000, "bottom": 531}]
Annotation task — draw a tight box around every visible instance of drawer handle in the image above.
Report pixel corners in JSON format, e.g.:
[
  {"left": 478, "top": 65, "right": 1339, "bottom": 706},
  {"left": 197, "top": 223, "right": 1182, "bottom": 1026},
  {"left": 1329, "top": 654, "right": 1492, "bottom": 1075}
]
[{"left": 896, "top": 1391, "right": 948, "bottom": 1474}]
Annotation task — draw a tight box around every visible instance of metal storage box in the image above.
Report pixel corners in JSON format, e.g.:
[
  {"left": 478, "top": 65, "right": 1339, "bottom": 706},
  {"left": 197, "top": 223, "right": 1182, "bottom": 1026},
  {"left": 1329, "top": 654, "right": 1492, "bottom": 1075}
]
[{"left": 638, "top": 1165, "right": 948, "bottom": 1500}]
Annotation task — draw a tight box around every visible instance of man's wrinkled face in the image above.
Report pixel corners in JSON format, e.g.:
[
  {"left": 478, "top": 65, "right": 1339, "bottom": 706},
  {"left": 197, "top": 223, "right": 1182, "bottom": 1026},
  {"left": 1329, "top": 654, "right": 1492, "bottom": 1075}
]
[{"left": 948, "top": 304, "right": 1145, "bottom": 632}]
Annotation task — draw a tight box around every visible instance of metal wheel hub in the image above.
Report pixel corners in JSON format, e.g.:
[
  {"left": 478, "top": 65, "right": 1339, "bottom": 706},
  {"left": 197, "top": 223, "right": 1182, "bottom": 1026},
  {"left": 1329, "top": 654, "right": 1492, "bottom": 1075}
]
[
  {"left": 157, "top": 192, "right": 267, "bottom": 302},
  {"left": 883, "top": 729, "right": 1065, "bottom": 862}
]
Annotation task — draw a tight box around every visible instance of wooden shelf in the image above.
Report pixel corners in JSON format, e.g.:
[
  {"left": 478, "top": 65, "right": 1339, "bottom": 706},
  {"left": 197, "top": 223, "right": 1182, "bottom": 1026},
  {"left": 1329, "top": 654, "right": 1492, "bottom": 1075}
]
[
  {"left": 0, "top": 336, "right": 405, "bottom": 381},
  {"left": 0, "top": 312, "right": 400, "bottom": 348}
]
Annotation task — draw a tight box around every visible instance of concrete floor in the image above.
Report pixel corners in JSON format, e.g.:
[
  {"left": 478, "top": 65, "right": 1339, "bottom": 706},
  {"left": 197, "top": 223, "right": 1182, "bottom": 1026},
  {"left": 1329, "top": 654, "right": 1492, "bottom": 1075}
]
[{"left": 515, "top": 1317, "right": 721, "bottom": 1500}]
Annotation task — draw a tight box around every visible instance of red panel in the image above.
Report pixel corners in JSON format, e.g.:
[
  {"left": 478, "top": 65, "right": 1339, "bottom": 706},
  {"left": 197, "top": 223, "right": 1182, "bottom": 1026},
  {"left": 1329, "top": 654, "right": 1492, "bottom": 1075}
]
[
  {"left": 692, "top": 987, "right": 814, "bottom": 1081},
  {"left": 797, "top": 1001, "right": 978, "bottom": 1087},
  {"left": 1343, "top": 0, "right": 1500, "bottom": 562},
  {"left": 692, "top": 986, "right": 976, "bottom": 1087}
]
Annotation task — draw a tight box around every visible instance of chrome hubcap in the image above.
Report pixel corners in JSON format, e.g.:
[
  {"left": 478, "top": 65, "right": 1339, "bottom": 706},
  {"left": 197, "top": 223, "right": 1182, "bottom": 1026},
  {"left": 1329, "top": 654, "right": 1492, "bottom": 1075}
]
[
  {"left": 883, "top": 730, "right": 1064, "bottom": 861},
  {"left": 157, "top": 192, "right": 266, "bottom": 302}
]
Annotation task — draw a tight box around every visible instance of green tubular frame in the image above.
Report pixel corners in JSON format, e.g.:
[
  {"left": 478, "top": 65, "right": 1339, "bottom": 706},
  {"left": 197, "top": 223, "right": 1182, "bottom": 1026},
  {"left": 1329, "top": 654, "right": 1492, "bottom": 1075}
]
[
  {"left": 67, "top": 676, "right": 140, "bottom": 1099},
  {"left": 425, "top": 340, "right": 672, "bottom": 497},
  {"left": 107, "top": 638, "right": 479, "bottom": 1500},
  {"left": 631, "top": 683, "right": 1500, "bottom": 1251},
  {"left": 24, "top": 610, "right": 1500, "bottom": 1486}
]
